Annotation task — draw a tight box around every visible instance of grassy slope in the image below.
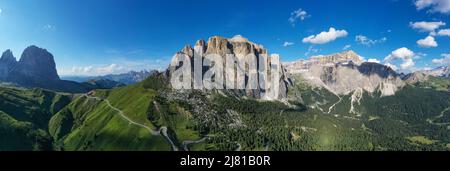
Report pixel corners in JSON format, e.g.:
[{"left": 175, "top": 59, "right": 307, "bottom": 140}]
[
  {"left": 0, "top": 86, "right": 71, "bottom": 150},
  {"left": 3, "top": 74, "right": 449, "bottom": 151},
  {"left": 50, "top": 81, "right": 172, "bottom": 151}
]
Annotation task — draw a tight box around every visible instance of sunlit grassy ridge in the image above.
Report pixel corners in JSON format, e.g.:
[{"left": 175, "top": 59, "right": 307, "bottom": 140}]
[
  {"left": 0, "top": 87, "right": 71, "bottom": 150},
  {"left": 49, "top": 76, "right": 201, "bottom": 150},
  {"left": 49, "top": 80, "right": 172, "bottom": 151}
]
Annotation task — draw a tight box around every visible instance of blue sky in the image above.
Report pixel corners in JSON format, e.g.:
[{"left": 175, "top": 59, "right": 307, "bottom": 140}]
[{"left": 0, "top": 0, "right": 449, "bottom": 76}]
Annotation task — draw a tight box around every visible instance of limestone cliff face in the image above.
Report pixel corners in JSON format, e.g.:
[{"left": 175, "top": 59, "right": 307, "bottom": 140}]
[
  {"left": 169, "top": 35, "right": 290, "bottom": 100},
  {"left": 285, "top": 51, "right": 404, "bottom": 96},
  {"left": 309, "top": 50, "right": 364, "bottom": 65},
  {"left": 284, "top": 50, "right": 364, "bottom": 74}
]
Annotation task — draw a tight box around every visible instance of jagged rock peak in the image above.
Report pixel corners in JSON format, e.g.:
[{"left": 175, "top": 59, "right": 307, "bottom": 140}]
[
  {"left": 0, "top": 49, "right": 16, "bottom": 63},
  {"left": 181, "top": 45, "right": 194, "bottom": 56},
  {"left": 402, "top": 71, "right": 429, "bottom": 84},
  {"left": 18, "top": 45, "right": 60, "bottom": 80},
  {"left": 20, "top": 45, "right": 54, "bottom": 63},
  {"left": 205, "top": 36, "right": 232, "bottom": 55},
  {"left": 228, "top": 35, "right": 249, "bottom": 42},
  {"left": 195, "top": 39, "right": 206, "bottom": 46},
  {"left": 175, "top": 35, "right": 269, "bottom": 57},
  {"left": 175, "top": 35, "right": 274, "bottom": 59}
]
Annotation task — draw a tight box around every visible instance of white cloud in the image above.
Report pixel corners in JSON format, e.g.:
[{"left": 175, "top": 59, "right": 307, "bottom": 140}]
[
  {"left": 437, "top": 29, "right": 450, "bottom": 36},
  {"left": 69, "top": 64, "right": 123, "bottom": 76},
  {"left": 432, "top": 53, "right": 450, "bottom": 65},
  {"left": 343, "top": 44, "right": 351, "bottom": 50},
  {"left": 367, "top": 58, "right": 381, "bottom": 63},
  {"left": 283, "top": 42, "right": 294, "bottom": 47},
  {"left": 400, "top": 58, "right": 415, "bottom": 70},
  {"left": 384, "top": 47, "right": 416, "bottom": 70},
  {"left": 289, "top": 8, "right": 310, "bottom": 26},
  {"left": 409, "top": 21, "right": 446, "bottom": 32},
  {"left": 0, "top": 8, "right": 2, "bottom": 15},
  {"left": 59, "top": 57, "right": 171, "bottom": 76},
  {"left": 417, "top": 36, "right": 438, "bottom": 48},
  {"left": 98, "top": 64, "right": 123, "bottom": 73},
  {"left": 302, "top": 27, "right": 348, "bottom": 44},
  {"left": 355, "top": 35, "right": 387, "bottom": 46},
  {"left": 415, "top": 0, "right": 450, "bottom": 14},
  {"left": 72, "top": 66, "right": 94, "bottom": 73}
]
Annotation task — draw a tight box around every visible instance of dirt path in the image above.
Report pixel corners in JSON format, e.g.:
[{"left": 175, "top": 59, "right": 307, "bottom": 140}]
[{"left": 328, "top": 96, "right": 342, "bottom": 114}]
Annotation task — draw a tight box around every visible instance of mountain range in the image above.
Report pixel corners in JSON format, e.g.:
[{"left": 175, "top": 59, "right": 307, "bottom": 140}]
[
  {"left": 284, "top": 51, "right": 405, "bottom": 96},
  {"left": 419, "top": 66, "right": 450, "bottom": 78},
  {"left": 62, "top": 70, "right": 157, "bottom": 85},
  {"left": 1, "top": 36, "right": 449, "bottom": 151}
]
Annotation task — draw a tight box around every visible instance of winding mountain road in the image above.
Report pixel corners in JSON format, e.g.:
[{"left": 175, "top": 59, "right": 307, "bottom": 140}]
[
  {"left": 83, "top": 94, "right": 179, "bottom": 151},
  {"left": 182, "top": 137, "right": 208, "bottom": 151},
  {"left": 427, "top": 107, "right": 450, "bottom": 126},
  {"left": 328, "top": 95, "right": 342, "bottom": 114}
]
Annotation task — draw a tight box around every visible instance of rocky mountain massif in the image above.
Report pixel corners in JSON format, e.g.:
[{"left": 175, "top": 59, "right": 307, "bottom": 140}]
[
  {"left": 284, "top": 51, "right": 405, "bottom": 96},
  {"left": 0, "top": 46, "right": 121, "bottom": 92},
  {"left": 419, "top": 66, "right": 450, "bottom": 78},
  {"left": 169, "top": 35, "right": 291, "bottom": 100}
]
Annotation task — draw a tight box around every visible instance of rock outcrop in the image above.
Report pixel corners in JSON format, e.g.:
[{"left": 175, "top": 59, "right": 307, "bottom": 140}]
[
  {"left": 4, "top": 46, "right": 61, "bottom": 88},
  {"left": 310, "top": 50, "right": 364, "bottom": 65},
  {"left": 169, "top": 35, "right": 290, "bottom": 100},
  {"left": 0, "top": 46, "right": 104, "bottom": 93},
  {"left": 402, "top": 71, "right": 430, "bottom": 84},
  {"left": 0, "top": 50, "right": 17, "bottom": 80},
  {"left": 15, "top": 46, "right": 60, "bottom": 81},
  {"left": 284, "top": 50, "right": 364, "bottom": 74},
  {"left": 285, "top": 51, "right": 404, "bottom": 96}
]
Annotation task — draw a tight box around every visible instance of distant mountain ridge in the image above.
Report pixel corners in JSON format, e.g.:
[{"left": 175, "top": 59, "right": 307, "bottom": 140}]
[
  {"left": 421, "top": 66, "right": 450, "bottom": 78},
  {"left": 284, "top": 50, "right": 365, "bottom": 74},
  {"left": 62, "top": 70, "right": 156, "bottom": 85}
]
